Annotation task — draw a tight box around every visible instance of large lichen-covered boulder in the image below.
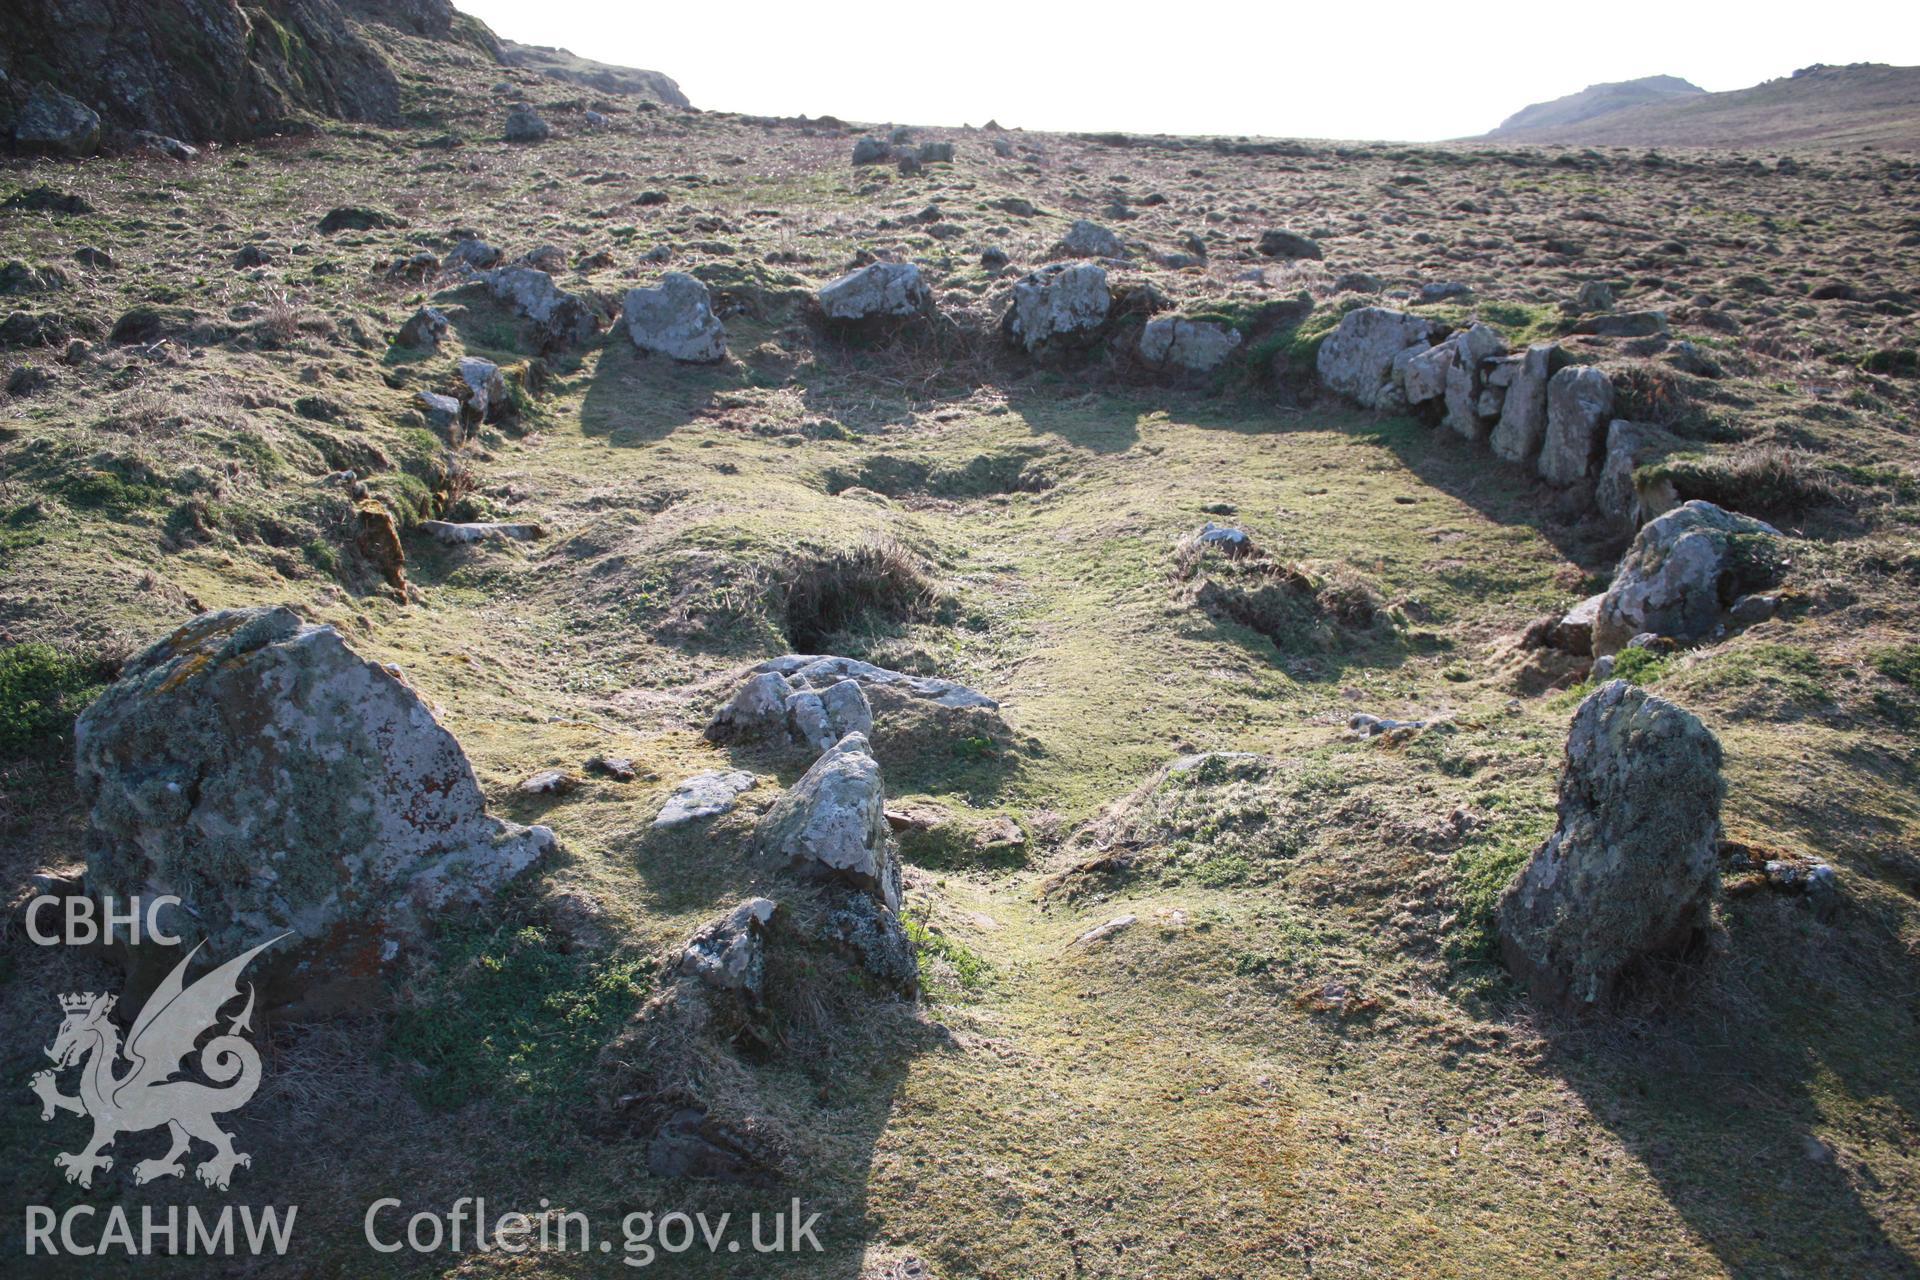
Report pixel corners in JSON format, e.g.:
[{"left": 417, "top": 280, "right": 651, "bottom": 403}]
[
  {"left": 1592, "top": 501, "right": 1784, "bottom": 654},
  {"left": 1003, "top": 262, "right": 1111, "bottom": 355},
  {"left": 75, "top": 607, "right": 552, "bottom": 990},
  {"left": 624, "top": 272, "right": 726, "bottom": 362},
  {"left": 1315, "top": 307, "right": 1437, "bottom": 410},
  {"left": 816, "top": 261, "right": 931, "bottom": 324},
  {"left": 755, "top": 733, "right": 901, "bottom": 911},
  {"left": 1496, "top": 680, "right": 1724, "bottom": 1008}
]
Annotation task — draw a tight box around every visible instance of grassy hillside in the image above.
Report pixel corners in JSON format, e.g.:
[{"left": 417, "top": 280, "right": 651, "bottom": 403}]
[{"left": 2, "top": 30, "right": 1919, "bottom": 1280}]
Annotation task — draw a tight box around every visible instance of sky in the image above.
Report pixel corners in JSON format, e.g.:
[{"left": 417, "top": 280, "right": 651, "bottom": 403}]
[{"left": 459, "top": 0, "right": 1920, "bottom": 141}]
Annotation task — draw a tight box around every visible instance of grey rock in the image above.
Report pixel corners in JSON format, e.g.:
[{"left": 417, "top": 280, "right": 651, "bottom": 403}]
[
  {"left": 1137, "top": 316, "right": 1242, "bottom": 374},
  {"left": 397, "top": 306, "right": 449, "bottom": 350},
  {"left": 1315, "top": 307, "right": 1437, "bottom": 410},
  {"left": 1728, "top": 593, "right": 1778, "bottom": 625},
  {"left": 484, "top": 265, "right": 600, "bottom": 348},
  {"left": 917, "top": 141, "right": 954, "bottom": 163},
  {"left": 417, "top": 390, "right": 461, "bottom": 438},
  {"left": 130, "top": 130, "right": 198, "bottom": 161},
  {"left": 418, "top": 520, "right": 544, "bottom": 545},
  {"left": 76, "top": 608, "right": 552, "bottom": 982},
  {"left": 1573, "top": 281, "right": 1616, "bottom": 313},
  {"left": 1595, "top": 419, "right": 1683, "bottom": 529},
  {"left": 1419, "top": 281, "right": 1473, "bottom": 303},
  {"left": 752, "top": 655, "right": 999, "bottom": 712},
  {"left": 851, "top": 136, "right": 892, "bottom": 165},
  {"left": 1538, "top": 366, "right": 1616, "bottom": 486},
  {"left": 1401, "top": 341, "right": 1455, "bottom": 405},
  {"left": 825, "top": 894, "right": 919, "bottom": 995},
  {"left": 457, "top": 356, "right": 510, "bottom": 424},
  {"left": 1257, "top": 229, "right": 1322, "bottom": 260},
  {"left": 1497, "top": 680, "right": 1723, "bottom": 1008},
  {"left": 624, "top": 272, "right": 726, "bottom": 362},
  {"left": 1593, "top": 501, "right": 1784, "bottom": 655},
  {"left": 447, "top": 238, "right": 504, "bottom": 270},
  {"left": 15, "top": 85, "right": 101, "bottom": 157},
  {"left": 1055, "top": 219, "right": 1126, "bottom": 260},
  {"left": 1003, "top": 262, "right": 1111, "bottom": 354},
  {"left": 1489, "top": 343, "right": 1557, "bottom": 463},
  {"left": 677, "top": 897, "right": 777, "bottom": 999},
  {"left": 817, "top": 261, "right": 931, "bottom": 322},
  {"left": 1571, "top": 310, "right": 1668, "bottom": 338},
  {"left": 756, "top": 733, "right": 900, "bottom": 911},
  {"left": 654, "top": 770, "right": 758, "bottom": 829},
  {"left": 705, "top": 671, "right": 792, "bottom": 741},
  {"left": 504, "top": 104, "right": 551, "bottom": 142}
]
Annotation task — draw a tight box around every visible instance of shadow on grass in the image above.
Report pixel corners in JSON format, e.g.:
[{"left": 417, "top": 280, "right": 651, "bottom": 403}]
[{"left": 1546, "top": 900, "right": 1920, "bottom": 1277}]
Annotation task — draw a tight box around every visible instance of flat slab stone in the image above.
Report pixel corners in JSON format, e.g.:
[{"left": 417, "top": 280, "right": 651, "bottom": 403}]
[{"left": 654, "top": 769, "right": 758, "bottom": 829}]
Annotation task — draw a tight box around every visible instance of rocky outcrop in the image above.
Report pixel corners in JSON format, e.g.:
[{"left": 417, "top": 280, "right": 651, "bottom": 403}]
[
  {"left": 498, "top": 41, "right": 688, "bottom": 106},
  {"left": 1497, "top": 680, "right": 1723, "bottom": 1008},
  {"left": 1137, "top": 316, "right": 1242, "bottom": 375},
  {"left": 1003, "top": 263, "right": 1111, "bottom": 356},
  {"left": 483, "top": 266, "right": 600, "bottom": 348},
  {"left": 755, "top": 733, "right": 901, "bottom": 911},
  {"left": 816, "top": 262, "right": 931, "bottom": 325},
  {"left": 75, "top": 607, "right": 552, "bottom": 998},
  {"left": 1315, "top": 307, "right": 1437, "bottom": 410},
  {"left": 2, "top": 0, "right": 501, "bottom": 146},
  {"left": 13, "top": 85, "right": 101, "bottom": 157},
  {"left": 624, "top": 272, "right": 726, "bottom": 362},
  {"left": 1592, "top": 501, "right": 1784, "bottom": 655}
]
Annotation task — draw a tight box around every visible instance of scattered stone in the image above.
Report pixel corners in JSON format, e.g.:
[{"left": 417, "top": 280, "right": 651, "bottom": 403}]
[
  {"left": 624, "top": 272, "right": 726, "bottom": 362},
  {"left": 1003, "top": 262, "right": 1111, "bottom": 355},
  {"left": 75, "top": 608, "right": 553, "bottom": 997},
  {"left": 1419, "top": 281, "right": 1473, "bottom": 303},
  {"left": 418, "top": 520, "right": 545, "bottom": 545},
  {"left": 1348, "top": 713, "right": 1431, "bottom": 737},
  {"left": 654, "top": 770, "right": 758, "bottom": 829},
  {"left": 131, "top": 130, "right": 198, "bottom": 161},
  {"left": 14, "top": 85, "right": 101, "bottom": 157},
  {"left": 756, "top": 733, "right": 901, "bottom": 911},
  {"left": 484, "top": 265, "right": 601, "bottom": 348},
  {"left": 397, "top": 306, "right": 449, "bottom": 350},
  {"left": 917, "top": 141, "right": 955, "bottom": 163},
  {"left": 1592, "top": 500, "right": 1784, "bottom": 655},
  {"left": 1137, "top": 316, "right": 1242, "bottom": 375},
  {"left": 851, "top": 136, "right": 892, "bottom": 165},
  {"left": 816, "top": 261, "right": 931, "bottom": 323},
  {"left": 1194, "top": 521, "right": 1254, "bottom": 554},
  {"left": 1497, "top": 680, "right": 1723, "bottom": 1008},
  {"left": 1055, "top": 219, "right": 1126, "bottom": 259},
  {"left": 1538, "top": 366, "right": 1617, "bottom": 486},
  {"left": 1257, "top": 229, "right": 1321, "bottom": 260},
  {"left": 520, "top": 769, "right": 580, "bottom": 796},
  {"left": 416, "top": 390, "right": 461, "bottom": 438},
  {"left": 1314, "top": 307, "right": 1437, "bottom": 410},
  {"left": 585, "top": 755, "right": 638, "bottom": 782},
  {"left": 1072, "top": 915, "right": 1137, "bottom": 946},
  {"left": 504, "top": 104, "right": 551, "bottom": 142}
]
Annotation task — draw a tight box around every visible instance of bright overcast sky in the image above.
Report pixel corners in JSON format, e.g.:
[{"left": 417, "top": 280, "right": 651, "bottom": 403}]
[{"left": 459, "top": 0, "right": 1920, "bottom": 141}]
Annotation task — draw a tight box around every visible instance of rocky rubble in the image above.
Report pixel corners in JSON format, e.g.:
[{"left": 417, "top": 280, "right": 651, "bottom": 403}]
[
  {"left": 75, "top": 607, "right": 553, "bottom": 1004},
  {"left": 1497, "top": 680, "right": 1724, "bottom": 1008}
]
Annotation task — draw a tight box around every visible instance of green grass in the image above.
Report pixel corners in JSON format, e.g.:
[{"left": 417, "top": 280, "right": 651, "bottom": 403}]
[
  {"left": 0, "top": 642, "right": 105, "bottom": 756},
  {"left": 384, "top": 921, "right": 650, "bottom": 1121}
]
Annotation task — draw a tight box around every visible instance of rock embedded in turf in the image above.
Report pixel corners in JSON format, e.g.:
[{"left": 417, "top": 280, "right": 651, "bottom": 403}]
[
  {"left": 1137, "top": 316, "right": 1242, "bottom": 374},
  {"left": 817, "top": 261, "right": 932, "bottom": 323},
  {"left": 1003, "top": 262, "right": 1112, "bottom": 355},
  {"left": 654, "top": 770, "right": 758, "bottom": 829},
  {"left": 755, "top": 732, "right": 901, "bottom": 911},
  {"left": 1315, "top": 307, "right": 1438, "bottom": 410},
  {"left": 1497, "top": 679, "right": 1724, "bottom": 1008},
  {"left": 1592, "top": 500, "right": 1784, "bottom": 654},
  {"left": 623, "top": 271, "right": 726, "bottom": 362}
]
